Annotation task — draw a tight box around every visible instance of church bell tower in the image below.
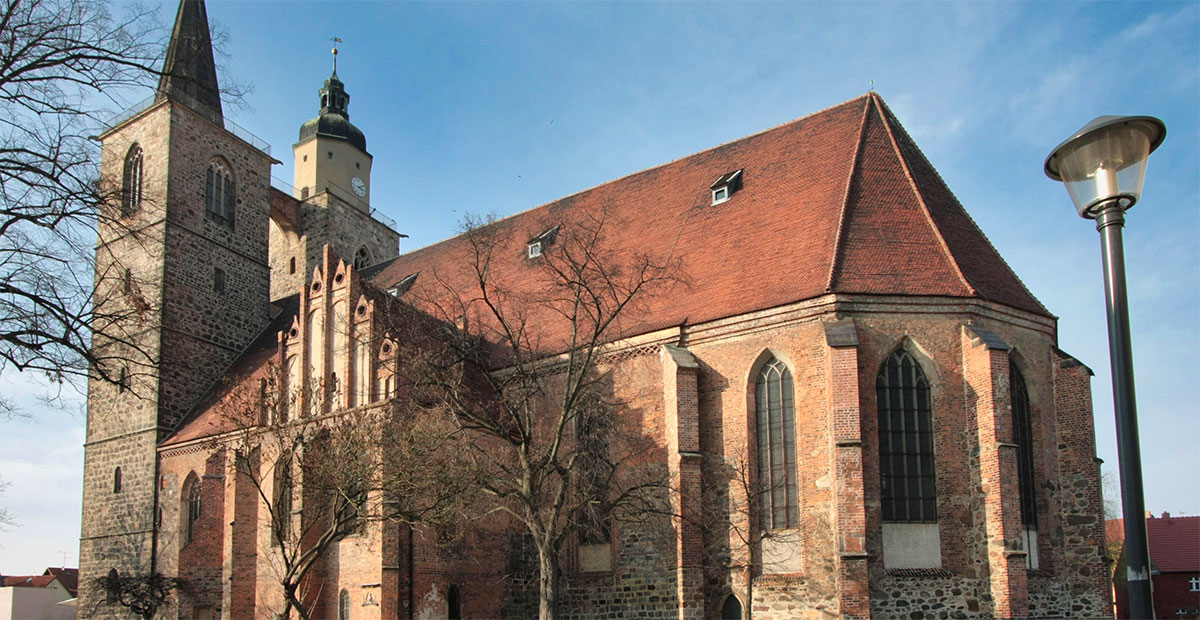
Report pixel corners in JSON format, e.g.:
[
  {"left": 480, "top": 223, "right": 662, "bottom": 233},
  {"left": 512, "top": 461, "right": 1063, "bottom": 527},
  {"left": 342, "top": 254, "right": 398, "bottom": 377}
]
[
  {"left": 78, "top": 0, "right": 275, "bottom": 613},
  {"left": 293, "top": 44, "right": 373, "bottom": 210}
]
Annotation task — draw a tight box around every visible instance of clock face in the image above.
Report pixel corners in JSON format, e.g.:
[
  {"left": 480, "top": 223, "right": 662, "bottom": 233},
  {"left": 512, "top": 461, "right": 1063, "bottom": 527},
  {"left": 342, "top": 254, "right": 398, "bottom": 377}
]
[{"left": 351, "top": 177, "right": 366, "bottom": 197}]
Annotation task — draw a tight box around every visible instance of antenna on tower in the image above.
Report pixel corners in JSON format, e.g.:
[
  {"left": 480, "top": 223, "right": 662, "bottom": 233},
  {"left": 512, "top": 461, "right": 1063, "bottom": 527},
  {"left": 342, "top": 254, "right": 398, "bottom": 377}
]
[{"left": 331, "top": 37, "right": 342, "bottom": 75}]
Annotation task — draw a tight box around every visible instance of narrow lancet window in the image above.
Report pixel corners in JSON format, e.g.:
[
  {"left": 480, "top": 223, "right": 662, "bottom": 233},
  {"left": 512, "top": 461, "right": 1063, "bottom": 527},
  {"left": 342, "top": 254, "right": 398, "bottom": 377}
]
[
  {"left": 122, "top": 145, "right": 143, "bottom": 217},
  {"left": 205, "top": 159, "right": 234, "bottom": 222},
  {"left": 756, "top": 356, "right": 798, "bottom": 529}
]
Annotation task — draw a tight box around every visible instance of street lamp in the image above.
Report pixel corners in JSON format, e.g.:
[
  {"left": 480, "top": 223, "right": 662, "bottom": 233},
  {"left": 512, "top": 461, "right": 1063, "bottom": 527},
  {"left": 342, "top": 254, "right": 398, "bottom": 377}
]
[{"left": 1045, "top": 115, "right": 1166, "bottom": 620}]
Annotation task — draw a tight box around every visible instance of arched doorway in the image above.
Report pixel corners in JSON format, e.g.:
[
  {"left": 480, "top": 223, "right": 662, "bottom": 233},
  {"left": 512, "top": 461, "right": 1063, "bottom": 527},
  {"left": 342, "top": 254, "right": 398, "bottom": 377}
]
[{"left": 721, "top": 593, "right": 743, "bottom": 619}]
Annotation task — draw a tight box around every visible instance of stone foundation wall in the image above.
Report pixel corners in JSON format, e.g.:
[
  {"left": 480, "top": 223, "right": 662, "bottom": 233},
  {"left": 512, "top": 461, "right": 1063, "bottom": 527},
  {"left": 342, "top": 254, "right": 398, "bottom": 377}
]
[{"left": 871, "top": 573, "right": 990, "bottom": 619}]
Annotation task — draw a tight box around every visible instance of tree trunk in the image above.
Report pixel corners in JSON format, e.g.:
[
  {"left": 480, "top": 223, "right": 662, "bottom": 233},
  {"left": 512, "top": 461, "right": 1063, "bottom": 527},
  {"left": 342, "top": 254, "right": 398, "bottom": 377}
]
[
  {"left": 537, "top": 544, "right": 560, "bottom": 620},
  {"left": 744, "top": 563, "right": 753, "bottom": 620},
  {"left": 283, "top": 583, "right": 308, "bottom": 620}
]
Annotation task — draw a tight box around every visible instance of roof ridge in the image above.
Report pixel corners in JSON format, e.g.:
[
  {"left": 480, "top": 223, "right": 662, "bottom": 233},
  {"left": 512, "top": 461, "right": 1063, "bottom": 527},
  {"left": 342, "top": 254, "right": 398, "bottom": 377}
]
[
  {"left": 871, "top": 93, "right": 976, "bottom": 296},
  {"left": 825, "top": 96, "right": 874, "bottom": 292},
  {"left": 399, "top": 94, "right": 874, "bottom": 254}
]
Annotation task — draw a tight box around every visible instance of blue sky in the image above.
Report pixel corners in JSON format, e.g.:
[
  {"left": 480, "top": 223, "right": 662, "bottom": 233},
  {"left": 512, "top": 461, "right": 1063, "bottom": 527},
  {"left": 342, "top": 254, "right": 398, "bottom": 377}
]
[{"left": 0, "top": 0, "right": 1196, "bottom": 574}]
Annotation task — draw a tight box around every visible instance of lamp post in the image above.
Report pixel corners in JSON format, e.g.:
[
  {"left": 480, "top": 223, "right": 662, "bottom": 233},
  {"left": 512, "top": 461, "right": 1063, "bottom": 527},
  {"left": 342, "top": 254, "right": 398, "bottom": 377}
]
[{"left": 1045, "top": 115, "right": 1166, "bottom": 620}]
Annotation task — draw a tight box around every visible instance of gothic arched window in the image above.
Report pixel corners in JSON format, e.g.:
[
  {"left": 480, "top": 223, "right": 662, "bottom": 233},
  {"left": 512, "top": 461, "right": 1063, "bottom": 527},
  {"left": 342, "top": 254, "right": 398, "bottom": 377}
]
[
  {"left": 122, "top": 144, "right": 143, "bottom": 217},
  {"left": 877, "top": 349, "right": 936, "bottom": 522},
  {"left": 273, "top": 456, "right": 292, "bottom": 547},
  {"left": 205, "top": 158, "right": 234, "bottom": 222},
  {"left": 184, "top": 475, "right": 202, "bottom": 545},
  {"left": 338, "top": 589, "right": 350, "bottom": 620},
  {"left": 755, "top": 356, "right": 798, "bottom": 530},
  {"left": 1011, "top": 366, "right": 1037, "bottom": 528},
  {"left": 353, "top": 246, "right": 371, "bottom": 270}
]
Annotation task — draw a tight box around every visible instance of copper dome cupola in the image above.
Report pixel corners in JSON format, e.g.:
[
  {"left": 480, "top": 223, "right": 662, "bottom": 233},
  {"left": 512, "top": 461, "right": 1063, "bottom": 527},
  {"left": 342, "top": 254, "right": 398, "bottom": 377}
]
[{"left": 298, "top": 68, "right": 367, "bottom": 152}]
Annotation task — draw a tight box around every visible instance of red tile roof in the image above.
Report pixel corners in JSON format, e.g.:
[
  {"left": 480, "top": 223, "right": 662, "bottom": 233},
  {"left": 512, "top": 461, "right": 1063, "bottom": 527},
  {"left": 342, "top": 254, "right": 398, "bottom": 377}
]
[
  {"left": 42, "top": 567, "right": 77, "bottom": 596},
  {"left": 2, "top": 575, "right": 57, "bottom": 588},
  {"left": 165, "top": 93, "right": 1049, "bottom": 445},
  {"left": 369, "top": 93, "right": 1047, "bottom": 338},
  {"left": 1147, "top": 515, "right": 1200, "bottom": 573}
]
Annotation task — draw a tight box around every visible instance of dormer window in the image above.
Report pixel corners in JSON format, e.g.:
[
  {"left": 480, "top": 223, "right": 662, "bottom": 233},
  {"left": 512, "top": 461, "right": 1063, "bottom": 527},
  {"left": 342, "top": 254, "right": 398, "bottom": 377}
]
[
  {"left": 526, "top": 225, "right": 560, "bottom": 260},
  {"left": 710, "top": 169, "right": 743, "bottom": 205}
]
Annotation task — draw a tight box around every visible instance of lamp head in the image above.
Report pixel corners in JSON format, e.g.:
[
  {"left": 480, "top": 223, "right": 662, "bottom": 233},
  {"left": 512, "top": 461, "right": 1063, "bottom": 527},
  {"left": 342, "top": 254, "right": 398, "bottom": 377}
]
[{"left": 1044, "top": 115, "right": 1165, "bottom": 219}]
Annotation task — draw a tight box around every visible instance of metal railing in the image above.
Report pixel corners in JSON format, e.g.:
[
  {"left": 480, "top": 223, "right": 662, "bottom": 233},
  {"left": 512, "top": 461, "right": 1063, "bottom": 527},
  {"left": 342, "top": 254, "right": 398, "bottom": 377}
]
[
  {"left": 101, "top": 93, "right": 272, "bottom": 157},
  {"left": 270, "top": 176, "right": 399, "bottom": 233}
]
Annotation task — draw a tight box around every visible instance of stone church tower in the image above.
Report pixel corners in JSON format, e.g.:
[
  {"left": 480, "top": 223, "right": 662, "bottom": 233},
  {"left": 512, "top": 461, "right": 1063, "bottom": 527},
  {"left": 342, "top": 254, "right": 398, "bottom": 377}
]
[
  {"left": 268, "top": 55, "right": 399, "bottom": 301},
  {"left": 78, "top": 0, "right": 275, "bottom": 611}
]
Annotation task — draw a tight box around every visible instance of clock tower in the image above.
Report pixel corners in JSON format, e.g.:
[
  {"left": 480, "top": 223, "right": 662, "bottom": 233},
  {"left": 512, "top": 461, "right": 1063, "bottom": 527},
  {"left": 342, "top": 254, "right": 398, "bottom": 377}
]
[{"left": 293, "top": 52, "right": 372, "bottom": 210}]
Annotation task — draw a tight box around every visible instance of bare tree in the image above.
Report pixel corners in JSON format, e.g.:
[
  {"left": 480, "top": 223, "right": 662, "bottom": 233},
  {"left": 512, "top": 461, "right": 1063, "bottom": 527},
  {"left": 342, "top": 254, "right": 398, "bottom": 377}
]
[
  {"left": 214, "top": 366, "right": 474, "bottom": 620},
  {"left": 402, "top": 208, "right": 682, "bottom": 620},
  {"left": 0, "top": 0, "right": 158, "bottom": 406},
  {"left": 701, "top": 450, "right": 805, "bottom": 619},
  {"left": 90, "top": 568, "right": 188, "bottom": 620},
  {"left": 0, "top": 0, "right": 248, "bottom": 413},
  {"left": 0, "top": 476, "right": 13, "bottom": 531}
]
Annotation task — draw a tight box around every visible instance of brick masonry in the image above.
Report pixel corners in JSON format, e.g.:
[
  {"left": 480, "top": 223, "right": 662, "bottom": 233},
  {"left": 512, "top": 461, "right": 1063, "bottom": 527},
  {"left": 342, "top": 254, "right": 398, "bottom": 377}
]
[{"left": 145, "top": 289, "right": 1113, "bottom": 620}]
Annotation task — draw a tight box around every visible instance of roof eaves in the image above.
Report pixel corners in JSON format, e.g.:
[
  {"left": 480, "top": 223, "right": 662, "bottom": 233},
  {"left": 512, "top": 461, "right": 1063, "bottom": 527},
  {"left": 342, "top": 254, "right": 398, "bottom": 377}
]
[
  {"left": 871, "top": 93, "right": 976, "bottom": 297},
  {"left": 825, "top": 96, "right": 873, "bottom": 292}
]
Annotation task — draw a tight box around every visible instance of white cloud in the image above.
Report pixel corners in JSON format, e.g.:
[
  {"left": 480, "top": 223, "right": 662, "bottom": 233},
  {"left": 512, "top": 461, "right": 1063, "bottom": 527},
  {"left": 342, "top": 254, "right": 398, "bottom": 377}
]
[{"left": 1120, "top": 11, "right": 1168, "bottom": 41}]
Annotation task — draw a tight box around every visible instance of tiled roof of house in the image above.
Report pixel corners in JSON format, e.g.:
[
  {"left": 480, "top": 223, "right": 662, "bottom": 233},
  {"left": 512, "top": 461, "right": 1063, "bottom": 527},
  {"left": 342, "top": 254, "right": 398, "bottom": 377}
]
[
  {"left": 42, "top": 567, "right": 78, "bottom": 596},
  {"left": 2, "top": 575, "right": 57, "bottom": 588},
  {"left": 1147, "top": 514, "right": 1200, "bottom": 573},
  {"left": 369, "top": 93, "right": 1047, "bottom": 339}
]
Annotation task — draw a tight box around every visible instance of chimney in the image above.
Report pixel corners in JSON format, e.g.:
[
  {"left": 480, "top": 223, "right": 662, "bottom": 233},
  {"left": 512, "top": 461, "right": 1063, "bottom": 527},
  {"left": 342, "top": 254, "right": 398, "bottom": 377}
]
[{"left": 1161, "top": 511, "right": 1170, "bottom": 519}]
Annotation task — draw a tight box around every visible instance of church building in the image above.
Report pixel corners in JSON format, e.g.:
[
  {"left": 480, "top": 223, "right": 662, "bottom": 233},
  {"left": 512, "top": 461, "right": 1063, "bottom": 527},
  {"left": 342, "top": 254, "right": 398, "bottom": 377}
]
[{"left": 78, "top": 1, "right": 1112, "bottom": 618}]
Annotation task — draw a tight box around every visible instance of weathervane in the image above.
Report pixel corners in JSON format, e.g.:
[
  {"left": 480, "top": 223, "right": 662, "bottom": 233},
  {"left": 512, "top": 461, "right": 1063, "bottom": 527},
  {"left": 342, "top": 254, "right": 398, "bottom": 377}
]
[{"left": 331, "top": 36, "right": 342, "bottom": 75}]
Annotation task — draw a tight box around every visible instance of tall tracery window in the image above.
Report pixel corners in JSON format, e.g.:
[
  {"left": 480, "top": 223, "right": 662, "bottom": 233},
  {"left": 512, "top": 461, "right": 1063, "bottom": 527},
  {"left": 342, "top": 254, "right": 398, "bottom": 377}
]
[
  {"left": 755, "top": 356, "right": 798, "bottom": 530},
  {"left": 1011, "top": 364, "right": 1040, "bottom": 568},
  {"left": 205, "top": 159, "right": 234, "bottom": 222},
  {"left": 184, "top": 475, "right": 202, "bottom": 545},
  {"left": 122, "top": 144, "right": 143, "bottom": 217},
  {"left": 877, "top": 349, "right": 936, "bottom": 522},
  {"left": 1011, "top": 365, "right": 1038, "bottom": 528}
]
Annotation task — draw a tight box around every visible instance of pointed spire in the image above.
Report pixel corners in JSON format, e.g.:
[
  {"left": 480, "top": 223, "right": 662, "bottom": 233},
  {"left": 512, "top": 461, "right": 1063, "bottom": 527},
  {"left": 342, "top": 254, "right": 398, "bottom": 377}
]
[
  {"left": 156, "top": 0, "right": 223, "bottom": 125},
  {"left": 331, "top": 37, "right": 342, "bottom": 77}
]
